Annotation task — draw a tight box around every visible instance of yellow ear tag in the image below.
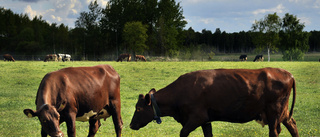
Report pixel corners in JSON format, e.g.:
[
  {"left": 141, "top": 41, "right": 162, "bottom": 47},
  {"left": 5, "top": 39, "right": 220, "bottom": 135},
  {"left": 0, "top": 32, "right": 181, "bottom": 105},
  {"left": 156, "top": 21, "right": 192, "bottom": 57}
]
[
  {"left": 28, "top": 113, "right": 33, "bottom": 118},
  {"left": 59, "top": 104, "right": 64, "bottom": 109}
]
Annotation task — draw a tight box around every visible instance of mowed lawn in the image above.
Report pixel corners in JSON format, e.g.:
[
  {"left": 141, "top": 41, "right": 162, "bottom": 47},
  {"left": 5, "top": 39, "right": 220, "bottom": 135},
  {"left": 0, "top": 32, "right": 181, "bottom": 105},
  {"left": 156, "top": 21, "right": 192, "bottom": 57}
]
[{"left": 0, "top": 61, "right": 319, "bottom": 137}]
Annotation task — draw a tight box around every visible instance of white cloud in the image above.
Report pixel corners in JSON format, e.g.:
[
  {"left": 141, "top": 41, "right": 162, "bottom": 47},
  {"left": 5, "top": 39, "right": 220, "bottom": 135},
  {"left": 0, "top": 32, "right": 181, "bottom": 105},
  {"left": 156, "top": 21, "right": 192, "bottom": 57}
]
[
  {"left": 71, "top": 9, "right": 78, "bottom": 14},
  {"left": 200, "top": 18, "right": 215, "bottom": 24},
  {"left": 252, "top": 4, "right": 286, "bottom": 15},
  {"left": 288, "top": 0, "right": 313, "bottom": 4},
  {"left": 182, "top": 0, "right": 224, "bottom": 4},
  {"left": 99, "top": 0, "right": 108, "bottom": 8},
  {"left": 24, "top": 5, "right": 38, "bottom": 19},
  {"left": 299, "top": 16, "right": 311, "bottom": 25},
  {"left": 314, "top": 0, "right": 320, "bottom": 8},
  {"left": 51, "top": 15, "right": 56, "bottom": 20}
]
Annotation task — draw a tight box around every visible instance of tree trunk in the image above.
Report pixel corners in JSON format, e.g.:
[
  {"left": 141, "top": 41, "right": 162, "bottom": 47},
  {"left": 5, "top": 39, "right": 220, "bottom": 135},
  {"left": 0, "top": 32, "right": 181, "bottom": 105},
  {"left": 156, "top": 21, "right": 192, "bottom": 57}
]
[{"left": 267, "top": 46, "right": 270, "bottom": 62}]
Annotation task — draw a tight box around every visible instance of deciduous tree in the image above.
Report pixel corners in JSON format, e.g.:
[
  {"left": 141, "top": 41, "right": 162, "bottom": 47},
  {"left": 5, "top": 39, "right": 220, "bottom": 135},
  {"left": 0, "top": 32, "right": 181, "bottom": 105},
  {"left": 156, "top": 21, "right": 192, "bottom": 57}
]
[
  {"left": 251, "top": 12, "right": 281, "bottom": 62},
  {"left": 279, "top": 13, "right": 310, "bottom": 61}
]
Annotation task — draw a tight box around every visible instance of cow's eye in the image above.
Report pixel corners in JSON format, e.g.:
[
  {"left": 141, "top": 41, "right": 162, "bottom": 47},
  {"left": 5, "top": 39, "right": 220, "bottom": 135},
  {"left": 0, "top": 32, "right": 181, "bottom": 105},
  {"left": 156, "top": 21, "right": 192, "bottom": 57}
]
[
  {"left": 43, "top": 120, "right": 47, "bottom": 123},
  {"left": 137, "top": 107, "right": 142, "bottom": 112}
]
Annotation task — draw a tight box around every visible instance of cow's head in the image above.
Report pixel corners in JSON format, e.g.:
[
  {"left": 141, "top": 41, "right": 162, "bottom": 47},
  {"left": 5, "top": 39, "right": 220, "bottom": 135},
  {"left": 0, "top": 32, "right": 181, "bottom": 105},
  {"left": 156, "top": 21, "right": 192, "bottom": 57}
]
[
  {"left": 23, "top": 103, "right": 66, "bottom": 137},
  {"left": 130, "top": 89, "right": 158, "bottom": 130}
]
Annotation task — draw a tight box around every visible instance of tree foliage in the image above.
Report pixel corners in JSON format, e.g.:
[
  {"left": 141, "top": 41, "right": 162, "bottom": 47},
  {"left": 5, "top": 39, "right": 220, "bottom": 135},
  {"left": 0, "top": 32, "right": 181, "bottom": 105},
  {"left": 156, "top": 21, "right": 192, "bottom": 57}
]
[
  {"left": 279, "top": 13, "right": 310, "bottom": 61},
  {"left": 123, "top": 21, "right": 148, "bottom": 54}
]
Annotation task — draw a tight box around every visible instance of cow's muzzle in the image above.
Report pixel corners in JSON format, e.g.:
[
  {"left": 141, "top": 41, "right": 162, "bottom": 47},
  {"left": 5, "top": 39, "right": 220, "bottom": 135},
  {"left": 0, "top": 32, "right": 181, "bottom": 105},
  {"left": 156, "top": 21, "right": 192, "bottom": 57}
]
[
  {"left": 129, "top": 124, "right": 140, "bottom": 130},
  {"left": 50, "top": 132, "right": 64, "bottom": 137}
]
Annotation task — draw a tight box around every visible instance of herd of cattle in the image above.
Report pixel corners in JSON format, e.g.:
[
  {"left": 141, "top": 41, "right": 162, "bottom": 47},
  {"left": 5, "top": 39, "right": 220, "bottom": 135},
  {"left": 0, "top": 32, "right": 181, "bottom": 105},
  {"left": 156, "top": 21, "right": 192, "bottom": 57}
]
[
  {"left": 116, "top": 54, "right": 147, "bottom": 62},
  {"left": 2, "top": 53, "right": 266, "bottom": 62},
  {"left": 2, "top": 53, "right": 147, "bottom": 62},
  {"left": 5, "top": 53, "right": 319, "bottom": 62},
  {"left": 21, "top": 63, "right": 299, "bottom": 136},
  {"left": 44, "top": 54, "right": 72, "bottom": 62},
  {"left": 2, "top": 54, "right": 72, "bottom": 62}
]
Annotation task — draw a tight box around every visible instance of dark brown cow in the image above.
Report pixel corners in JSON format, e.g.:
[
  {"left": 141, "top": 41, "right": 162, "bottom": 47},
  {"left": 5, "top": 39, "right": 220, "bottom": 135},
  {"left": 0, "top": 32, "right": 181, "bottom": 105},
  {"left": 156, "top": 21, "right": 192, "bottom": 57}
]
[
  {"left": 3, "top": 54, "right": 15, "bottom": 62},
  {"left": 44, "top": 54, "right": 58, "bottom": 62},
  {"left": 116, "top": 53, "right": 131, "bottom": 62},
  {"left": 130, "top": 68, "right": 298, "bottom": 137},
  {"left": 24, "top": 65, "right": 123, "bottom": 137},
  {"left": 135, "top": 55, "right": 147, "bottom": 62}
]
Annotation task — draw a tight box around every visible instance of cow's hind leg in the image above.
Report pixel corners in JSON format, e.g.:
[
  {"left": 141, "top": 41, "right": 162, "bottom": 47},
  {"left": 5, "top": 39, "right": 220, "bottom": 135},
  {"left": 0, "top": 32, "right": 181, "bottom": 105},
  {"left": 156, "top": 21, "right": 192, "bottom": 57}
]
[
  {"left": 267, "top": 119, "right": 280, "bottom": 137},
  {"left": 201, "top": 123, "right": 213, "bottom": 137},
  {"left": 277, "top": 123, "right": 282, "bottom": 134},
  {"left": 282, "top": 118, "right": 299, "bottom": 137},
  {"left": 266, "top": 104, "right": 287, "bottom": 137},
  {"left": 88, "top": 119, "right": 101, "bottom": 137}
]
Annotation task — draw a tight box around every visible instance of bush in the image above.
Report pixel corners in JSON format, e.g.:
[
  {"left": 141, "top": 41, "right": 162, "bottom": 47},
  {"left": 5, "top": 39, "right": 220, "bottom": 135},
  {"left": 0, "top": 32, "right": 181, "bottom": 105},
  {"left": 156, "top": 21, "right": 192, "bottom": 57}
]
[{"left": 282, "top": 48, "right": 304, "bottom": 61}]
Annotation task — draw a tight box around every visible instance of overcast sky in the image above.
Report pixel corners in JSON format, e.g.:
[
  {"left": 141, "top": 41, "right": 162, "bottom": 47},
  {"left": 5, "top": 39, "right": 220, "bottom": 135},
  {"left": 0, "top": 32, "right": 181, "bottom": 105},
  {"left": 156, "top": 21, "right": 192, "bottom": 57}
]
[{"left": 1, "top": 0, "right": 319, "bottom": 32}]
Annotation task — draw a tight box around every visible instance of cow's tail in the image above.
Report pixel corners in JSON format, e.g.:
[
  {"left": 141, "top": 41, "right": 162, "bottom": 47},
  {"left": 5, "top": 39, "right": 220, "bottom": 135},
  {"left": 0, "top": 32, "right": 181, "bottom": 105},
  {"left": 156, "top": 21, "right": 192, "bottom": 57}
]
[{"left": 288, "top": 78, "right": 296, "bottom": 120}]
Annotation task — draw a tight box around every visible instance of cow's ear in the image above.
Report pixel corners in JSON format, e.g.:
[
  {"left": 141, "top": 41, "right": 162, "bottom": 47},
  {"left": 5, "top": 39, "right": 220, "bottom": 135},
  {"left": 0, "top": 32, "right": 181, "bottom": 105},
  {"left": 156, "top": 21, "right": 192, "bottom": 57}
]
[
  {"left": 57, "top": 100, "right": 67, "bottom": 112},
  {"left": 149, "top": 88, "right": 156, "bottom": 94},
  {"left": 138, "top": 94, "right": 144, "bottom": 100},
  {"left": 145, "top": 94, "right": 152, "bottom": 106},
  {"left": 23, "top": 109, "right": 37, "bottom": 118}
]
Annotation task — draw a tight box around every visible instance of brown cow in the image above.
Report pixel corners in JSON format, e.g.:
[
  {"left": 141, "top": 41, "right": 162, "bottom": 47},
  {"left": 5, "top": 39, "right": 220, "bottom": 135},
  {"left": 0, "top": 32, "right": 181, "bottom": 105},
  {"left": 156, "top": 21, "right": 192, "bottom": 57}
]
[
  {"left": 23, "top": 65, "right": 123, "bottom": 137},
  {"left": 44, "top": 54, "right": 58, "bottom": 62},
  {"left": 116, "top": 53, "right": 131, "bottom": 62},
  {"left": 135, "top": 55, "right": 147, "bottom": 62},
  {"left": 3, "top": 54, "right": 15, "bottom": 62},
  {"left": 130, "top": 68, "right": 298, "bottom": 137}
]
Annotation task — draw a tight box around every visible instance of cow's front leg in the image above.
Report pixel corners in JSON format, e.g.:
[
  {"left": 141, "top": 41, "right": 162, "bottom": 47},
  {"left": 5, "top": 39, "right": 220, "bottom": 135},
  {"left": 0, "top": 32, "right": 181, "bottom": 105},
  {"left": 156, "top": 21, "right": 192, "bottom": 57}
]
[
  {"left": 65, "top": 112, "right": 77, "bottom": 137},
  {"left": 201, "top": 123, "right": 213, "bottom": 137},
  {"left": 180, "top": 111, "right": 209, "bottom": 137},
  {"left": 110, "top": 99, "right": 123, "bottom": 137},
  {"left": 180, "top": 121, "right": 200, "bottom": 137},
  {"left": 88, "top": 119, "right": 101, "bottom": 137},
  {"left": 41, "top": 127, "right": 48, "bottom": 137}
]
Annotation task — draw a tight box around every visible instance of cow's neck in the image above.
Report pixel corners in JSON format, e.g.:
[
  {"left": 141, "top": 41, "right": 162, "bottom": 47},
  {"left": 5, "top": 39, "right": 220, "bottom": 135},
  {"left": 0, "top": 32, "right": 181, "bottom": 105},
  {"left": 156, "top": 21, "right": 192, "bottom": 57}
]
[
  {"left": 153, "top": 89, "right": 177, "bottom": 117},
  {"left": 36, "top": 88, "right": 55, "bottom": 109}
]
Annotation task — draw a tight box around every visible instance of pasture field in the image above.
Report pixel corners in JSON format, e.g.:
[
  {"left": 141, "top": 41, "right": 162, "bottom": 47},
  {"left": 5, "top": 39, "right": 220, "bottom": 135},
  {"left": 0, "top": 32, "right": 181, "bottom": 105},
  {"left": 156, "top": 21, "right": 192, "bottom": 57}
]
[{"left": 0, "top": 61, "right": 319, "bottom": 137}]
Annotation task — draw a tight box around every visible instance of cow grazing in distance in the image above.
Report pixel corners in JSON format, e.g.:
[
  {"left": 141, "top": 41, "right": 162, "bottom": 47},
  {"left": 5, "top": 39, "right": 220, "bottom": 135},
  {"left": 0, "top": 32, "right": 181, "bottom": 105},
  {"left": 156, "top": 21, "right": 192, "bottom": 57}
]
[
  {"left": 44, "top": 54, "right": 58, "bottom": 62},
  {"left": 253, "top": 55, "right": 264, "bottom": 62},
  {"left": 57, "top": 54, "right": 72, "bottom": 62},
  {"left": 116, "top": 54, "right": 131, "bottom": 62},
  {"left": 130, "top": 68, "right": 298, "bottom": 137},
  {"left": 23, "top": 65, "right": 123, "bottom": 137},
  {"left": 239, "top": 55, "right": 247, "bottom": 61},
  {"left": 3, "top": 54, "right": 15, "bottom": 62},
  {"left": 135, "top": 55, "right": 147, "bottom": 62}
]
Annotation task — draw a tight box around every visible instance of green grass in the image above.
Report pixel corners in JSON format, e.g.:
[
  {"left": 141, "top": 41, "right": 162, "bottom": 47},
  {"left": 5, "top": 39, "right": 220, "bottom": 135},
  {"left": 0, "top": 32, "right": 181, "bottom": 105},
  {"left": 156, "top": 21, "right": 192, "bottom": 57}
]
[{"left": 0, "top": 61, "right": 319, "bottom": 137}]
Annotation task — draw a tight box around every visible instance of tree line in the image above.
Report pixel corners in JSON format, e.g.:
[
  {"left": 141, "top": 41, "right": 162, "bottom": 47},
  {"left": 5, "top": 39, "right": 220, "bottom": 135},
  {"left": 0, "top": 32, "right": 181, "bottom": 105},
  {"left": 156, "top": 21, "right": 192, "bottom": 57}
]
[{"left": 1, "top": 0, "right": 319, "bottom": 61}]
